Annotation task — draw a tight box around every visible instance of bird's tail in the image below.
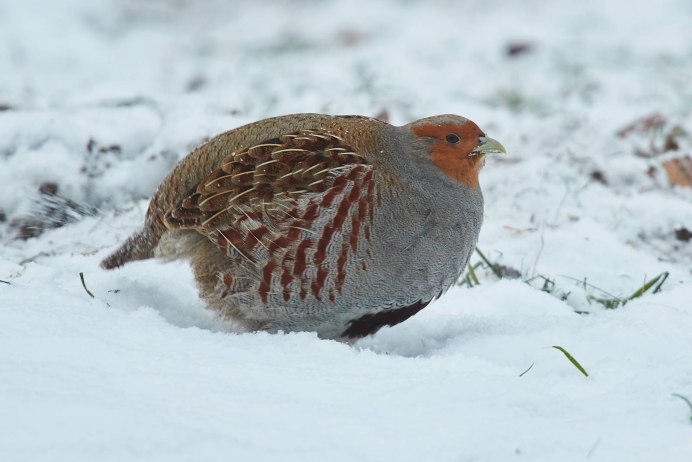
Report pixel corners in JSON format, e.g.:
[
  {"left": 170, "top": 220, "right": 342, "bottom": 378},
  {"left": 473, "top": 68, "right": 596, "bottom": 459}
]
[{"left": 100, "top": 227, "right": 159, "bottom": 269}]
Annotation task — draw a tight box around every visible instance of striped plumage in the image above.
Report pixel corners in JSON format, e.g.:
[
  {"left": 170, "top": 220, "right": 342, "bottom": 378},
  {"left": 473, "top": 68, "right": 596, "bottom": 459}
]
[{"left": 101, "top": 113, "right": 504, "bottom": 339}]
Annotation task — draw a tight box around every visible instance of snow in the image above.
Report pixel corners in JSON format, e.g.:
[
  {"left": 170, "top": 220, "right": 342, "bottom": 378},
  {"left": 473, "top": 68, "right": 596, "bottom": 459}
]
[{"left": 2, "top": 0, "right": 692, "bottom": 460}]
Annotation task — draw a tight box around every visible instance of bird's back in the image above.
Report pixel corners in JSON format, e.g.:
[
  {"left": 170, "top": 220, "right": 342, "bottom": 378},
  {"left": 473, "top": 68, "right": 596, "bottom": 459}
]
[{"left": 101, "top": 113, "right": 388, "bottom": 270}]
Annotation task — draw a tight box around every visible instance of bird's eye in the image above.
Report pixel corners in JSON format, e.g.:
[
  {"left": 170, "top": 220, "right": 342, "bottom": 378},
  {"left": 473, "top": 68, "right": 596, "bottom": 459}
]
[{"left": 445, "top": 133, "right": 460, "bottom": 144}]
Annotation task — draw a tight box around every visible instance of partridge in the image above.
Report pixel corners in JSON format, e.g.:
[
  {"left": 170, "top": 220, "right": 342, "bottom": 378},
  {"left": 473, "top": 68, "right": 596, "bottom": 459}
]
[{"left": 101, "top": 113, "right": 505, "bottom": 339}]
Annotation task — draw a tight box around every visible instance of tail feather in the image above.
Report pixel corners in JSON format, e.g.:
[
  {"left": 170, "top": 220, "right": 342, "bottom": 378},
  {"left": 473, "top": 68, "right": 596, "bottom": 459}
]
[{"left": 100, "top": 228, "right": 158, "bottom": 269}]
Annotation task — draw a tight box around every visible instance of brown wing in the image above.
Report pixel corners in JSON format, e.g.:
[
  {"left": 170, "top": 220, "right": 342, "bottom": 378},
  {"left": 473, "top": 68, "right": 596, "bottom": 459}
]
[
  {"left": 164, "top": 128, "right": 377, "bottom": 303},
  {"left": 165, "top": 128, "right": 369, "bottom": 231}
]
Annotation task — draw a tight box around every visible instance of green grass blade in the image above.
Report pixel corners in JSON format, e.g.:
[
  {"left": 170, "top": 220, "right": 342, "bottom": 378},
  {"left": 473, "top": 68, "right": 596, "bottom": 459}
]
[
  {"left": 79, "top": 272, "right": 95, "bottom": 299},
  {"left": 557, "top": 274, "right": 622, "bottom": 300},
  {"left": 552, "top": 345, "right": 589, "bottom": 377},
  {"left": 475, "top": 247, "right": 502, "bottom": 278},
  {"left": 467, "top": 263, "right": 480, "bottom": 285},
  {"left": 652, "top": 272, "right": 669, "bottom": 294},
  {"left": 519, "top": 362, "right": 535, "bottom": 377},
  {"left": 628, "top": 272, "right": 669, "bottom": 301}
]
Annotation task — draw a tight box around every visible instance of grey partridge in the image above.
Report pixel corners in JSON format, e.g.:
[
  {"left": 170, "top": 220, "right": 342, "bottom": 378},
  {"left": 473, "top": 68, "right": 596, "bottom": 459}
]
[{"left": 101, "top": 113, "right": 505, "bottom": 339}]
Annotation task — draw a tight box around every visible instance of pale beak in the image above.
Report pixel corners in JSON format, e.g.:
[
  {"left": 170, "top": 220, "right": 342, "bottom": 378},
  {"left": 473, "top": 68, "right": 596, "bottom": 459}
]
[{"left": 470, "top": 136, "right": 506, "bottom": 157}]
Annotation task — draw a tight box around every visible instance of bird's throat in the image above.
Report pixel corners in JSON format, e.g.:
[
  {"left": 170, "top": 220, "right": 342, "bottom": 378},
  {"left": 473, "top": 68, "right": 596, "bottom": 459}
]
[{"left": 431, "top": 150, "right": 483, "bottom": 188}]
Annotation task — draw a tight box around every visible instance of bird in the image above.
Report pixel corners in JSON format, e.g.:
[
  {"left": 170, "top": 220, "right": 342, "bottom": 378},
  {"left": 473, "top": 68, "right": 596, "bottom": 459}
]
[{"left": 101, "top": 113, "right": 505, "bottom": 339}]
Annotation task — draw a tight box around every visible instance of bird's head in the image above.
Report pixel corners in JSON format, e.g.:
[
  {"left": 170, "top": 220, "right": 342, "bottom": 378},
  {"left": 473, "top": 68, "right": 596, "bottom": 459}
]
[{"left": 406, "top": 114, "right": 505, "bottom": 188}]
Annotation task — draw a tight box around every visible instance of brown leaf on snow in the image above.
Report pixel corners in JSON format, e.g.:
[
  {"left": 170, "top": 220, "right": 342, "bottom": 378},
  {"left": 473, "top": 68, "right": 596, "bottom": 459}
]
[
  {"left": 617, "top": 112, "right": 666, "bottom": 138},
  {"left": 662, "top": 155, "right": 692, "bottom": 187},
  {"left": 618, "top": 113, "right": 687, "bottom": 158}
]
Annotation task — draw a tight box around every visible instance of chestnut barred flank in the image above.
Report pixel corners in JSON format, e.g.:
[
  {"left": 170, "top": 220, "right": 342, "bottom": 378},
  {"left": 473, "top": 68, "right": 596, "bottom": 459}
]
[{"left": 163, "top": 128, "right": 378, "bottom": 306}]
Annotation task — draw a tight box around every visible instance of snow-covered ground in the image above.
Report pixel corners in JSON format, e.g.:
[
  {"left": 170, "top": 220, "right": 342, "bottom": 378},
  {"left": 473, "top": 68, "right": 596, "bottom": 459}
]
[{"left": 2, "top": 0, "right": 692, "bottom": 460}]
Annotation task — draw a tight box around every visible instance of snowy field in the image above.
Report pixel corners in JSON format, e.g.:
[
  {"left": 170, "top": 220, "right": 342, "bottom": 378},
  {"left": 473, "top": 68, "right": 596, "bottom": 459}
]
[{"left": 2, "top": 0, "right": 692, "bottom": 460}]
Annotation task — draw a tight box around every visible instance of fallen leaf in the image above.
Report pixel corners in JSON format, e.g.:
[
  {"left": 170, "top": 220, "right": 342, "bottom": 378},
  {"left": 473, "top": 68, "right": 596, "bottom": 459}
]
[
  {"left": 617, "top": 112, "right": 666, "bottom": 138},
  {"left": 662, "top": 155, "right": 692, "bottom": 187}
]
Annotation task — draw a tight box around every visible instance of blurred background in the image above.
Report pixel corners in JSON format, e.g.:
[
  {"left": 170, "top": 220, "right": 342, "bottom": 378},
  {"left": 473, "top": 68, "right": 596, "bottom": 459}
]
[
  {"left": 2, "top": 3, "right": 692, "bottom": 460},
  {"left": 1, "top": 0, "right": 691, "bottom": 283}
]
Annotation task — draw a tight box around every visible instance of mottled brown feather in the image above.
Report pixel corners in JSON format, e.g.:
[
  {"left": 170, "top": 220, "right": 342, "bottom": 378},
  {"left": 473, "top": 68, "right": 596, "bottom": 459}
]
[
  {"left": 163, "top": 128, "right": 376, "bottom": 307},
  {"left": 164, "top": 129, "right": 367, "bottom": 234}
]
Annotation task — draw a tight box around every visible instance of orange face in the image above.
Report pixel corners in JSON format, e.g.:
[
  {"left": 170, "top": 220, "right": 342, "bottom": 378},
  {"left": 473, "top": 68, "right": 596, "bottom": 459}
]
[{"left": 411, "top": 121, "right": 487, "bottom": 188}]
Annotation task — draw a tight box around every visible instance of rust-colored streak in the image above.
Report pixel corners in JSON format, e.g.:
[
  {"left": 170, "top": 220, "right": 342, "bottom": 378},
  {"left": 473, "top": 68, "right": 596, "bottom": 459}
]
[
  {"left": 259, "top": 260, "right": 277, "bottom": 304},
  {"left": 346, "top": 180, "right": 361, "bottom": 203},
  {"left": 350, "top": 203, "right": 362, "bottom": 252},
  {"left": 244, "top": 225, "right": 270, "bottom": 251},
  {"left": 363, "top": 220, "right": 371, "bottom": 242},
  {"left": 268, "top": 235, "right": 290, "bottom": 252},
  {"left": 217, "top": 233, "right": 229, "bottom": 253},
  {"left": 223, "top": 228, "right": 244, "bottom": 243},
  {"left": 286, "top": 221, "right": 302, "bottom": 242},
  {"left": 312, "top": 266, "right": 328, "bottom": 300},
  {"left": 294, "top": 239, "right": 311, "bottom": 275},
  {"left": 411, "top": 121, "right": 485, "bottom": 188},
  {"left": 332, "top": 195, "right": 352, "bottom": 234},
  {"left": 320, "top": 175, "right": 348, "bottom": 208},
  {"left": 280, "top": 267, "right": 294, "bottom": 289},
  {"left": 315, "top": 224, "right": 336, "bottom": 265},
  {"left": 222, "top": 274, "right": 234, "bottom": 287},
  {"left": 302, "top": 200, "right": 320, "bottom": 222},
  {"left": 363, "top": 171, "right": 374, "bottom": 193},
  {"left": 235, "top": 212, "right": 249, "bottom": 226},
  {"left": 279, "top": 224, "right": 302, "bottom": 289},
  {"left": 217, "top": 228, "right": 244, "bottom": 255},
  {"left": 281, "top": 264, "right": 294, "bottom": 302}
]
